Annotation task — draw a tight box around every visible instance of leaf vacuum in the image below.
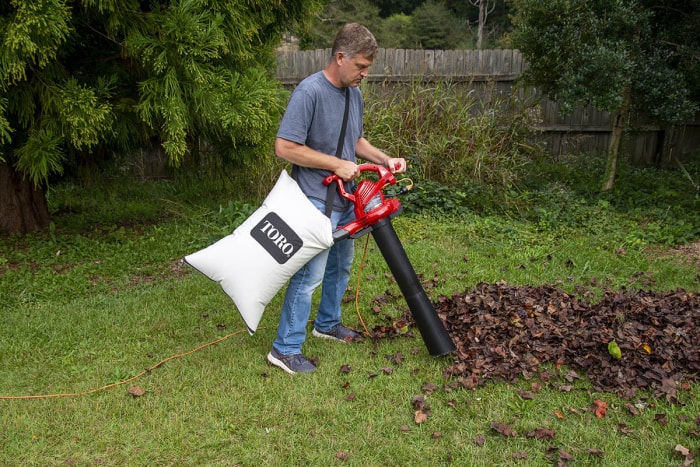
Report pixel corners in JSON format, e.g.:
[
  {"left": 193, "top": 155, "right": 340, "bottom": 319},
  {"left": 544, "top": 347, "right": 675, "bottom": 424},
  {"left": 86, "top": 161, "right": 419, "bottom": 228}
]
[{"left": 324, "top": 163, "right": 456, "bottom": 357}]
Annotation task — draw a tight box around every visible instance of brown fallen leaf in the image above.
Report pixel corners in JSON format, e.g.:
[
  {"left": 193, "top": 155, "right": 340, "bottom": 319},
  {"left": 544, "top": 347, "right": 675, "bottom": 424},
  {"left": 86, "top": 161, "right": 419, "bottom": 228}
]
[
  {"left": 559, "top": 449, "right": 574, "bottom": 462},
  {"left": 335, "top": 451, "right": 349, "bottom": 461},
  {"left": 525, "top": 427, "right": 555, "bottom": 440},
  {"left": 386, "top": 351, "right": 404, "bottom": 365},
  {"left": 414, "top": 410, "right": 429, "bottom": 424},
  {"left": 474, "top": 434, "right": 486, "bottom": 446},
  {"left": 618, "top": 423, "right": 634, "bottom": 435},
  {"left": 490, "top": 421, "right": 517, "bottom": 437},
  {"left": 412, "top": 395, "right": 431, "bottom": 423},
  {"left": 624, "top": 402, "right": 640, "bottom": 416},
  {"left": 654, "top": 413, "right": 668, "bottom": 425},
  {"left": 591, "top": 399, "right": 608, "bottom": 418},
  {"left": 412, "top": 395, "right": 426, "bottom": 409},
  {"left": 458, "top": 374, "right": 478, "bottom": 390},
  {"left": 127, "top": 386, "right": 145, "bottom": 397},
  {"left": 659, "top": 378, "right": 678, "bottom": 402},
  {"left": 675, "top": 444, "right": 696, "bottom": 467},
  {"left": 675, "top": 444, "right": 691, "bottom": 457}
]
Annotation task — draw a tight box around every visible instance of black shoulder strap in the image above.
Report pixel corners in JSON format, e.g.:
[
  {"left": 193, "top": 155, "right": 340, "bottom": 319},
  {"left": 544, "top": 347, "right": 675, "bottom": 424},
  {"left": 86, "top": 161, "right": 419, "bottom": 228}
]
[{"left": 324, "top": 87, "right": 350, "bottom": 218}]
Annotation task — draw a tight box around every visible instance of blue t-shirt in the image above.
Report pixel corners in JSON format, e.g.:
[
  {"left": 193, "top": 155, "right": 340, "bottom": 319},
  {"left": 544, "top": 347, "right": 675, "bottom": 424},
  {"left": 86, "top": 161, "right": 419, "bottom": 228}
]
[{"left": 277, "top": 71, "right": 364, "bottom": 211}]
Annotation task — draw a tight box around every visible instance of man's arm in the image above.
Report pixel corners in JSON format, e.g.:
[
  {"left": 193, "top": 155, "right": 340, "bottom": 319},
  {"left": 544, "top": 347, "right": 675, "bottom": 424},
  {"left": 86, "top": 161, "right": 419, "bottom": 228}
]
[{"left": 275, "top": 137, "right": 360, "bottom": 181}]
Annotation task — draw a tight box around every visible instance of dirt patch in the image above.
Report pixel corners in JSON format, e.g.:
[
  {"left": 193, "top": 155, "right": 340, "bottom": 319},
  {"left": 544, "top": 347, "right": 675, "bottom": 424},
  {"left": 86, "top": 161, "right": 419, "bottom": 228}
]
[
  {"left": 672, "top": 239, "right": 700, "bottom": 263},
  {"left": 644, "top": 240, "right": 700, "bottom": 272}
]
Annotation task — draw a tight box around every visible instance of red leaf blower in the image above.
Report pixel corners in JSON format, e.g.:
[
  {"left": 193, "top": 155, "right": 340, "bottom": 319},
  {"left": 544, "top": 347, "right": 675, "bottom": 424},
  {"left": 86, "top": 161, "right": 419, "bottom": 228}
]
[{"left": 324, "top": 164, "right": 456, "bottom": 357}]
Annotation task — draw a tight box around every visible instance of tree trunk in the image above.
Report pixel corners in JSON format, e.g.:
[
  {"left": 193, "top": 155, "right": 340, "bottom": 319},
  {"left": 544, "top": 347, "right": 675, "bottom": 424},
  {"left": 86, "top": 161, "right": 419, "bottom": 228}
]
[
  {"left": 601, "top": 83, "right": 632, "bottom": 191},
  {"left": 0, "top": 162, "right": 51, "bottom": 236},
  {"left": 477, "top": 0, "right": 486, "bottom": 49}
]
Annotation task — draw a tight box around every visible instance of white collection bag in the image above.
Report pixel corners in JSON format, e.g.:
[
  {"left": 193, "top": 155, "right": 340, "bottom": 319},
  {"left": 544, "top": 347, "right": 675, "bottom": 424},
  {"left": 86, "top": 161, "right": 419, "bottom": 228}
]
[{"left": 183, "top": 170, "right": 334, "bottom": 334}]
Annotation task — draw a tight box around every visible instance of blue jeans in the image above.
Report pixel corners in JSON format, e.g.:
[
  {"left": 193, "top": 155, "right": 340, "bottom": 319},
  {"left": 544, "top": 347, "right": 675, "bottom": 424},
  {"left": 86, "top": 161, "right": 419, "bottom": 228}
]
[{"left": 273, "top": 198, "right": 355, "bottom": 355}]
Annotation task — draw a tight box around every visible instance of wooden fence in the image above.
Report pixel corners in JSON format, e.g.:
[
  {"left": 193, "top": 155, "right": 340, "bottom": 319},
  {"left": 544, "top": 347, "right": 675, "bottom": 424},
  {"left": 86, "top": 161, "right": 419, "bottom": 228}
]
[
  {"left": 276, "top": 48, "right": 525, "bottom": 83},
  {"left": 276, "top": 48, "right": 699, "bottom": 164}
]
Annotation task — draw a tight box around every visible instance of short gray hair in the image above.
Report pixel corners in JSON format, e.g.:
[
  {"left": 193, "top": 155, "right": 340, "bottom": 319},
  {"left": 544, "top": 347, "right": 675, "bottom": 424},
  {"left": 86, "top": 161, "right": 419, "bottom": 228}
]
[{"left": 331, "top": 23, "right": 378, "bottom": 60}]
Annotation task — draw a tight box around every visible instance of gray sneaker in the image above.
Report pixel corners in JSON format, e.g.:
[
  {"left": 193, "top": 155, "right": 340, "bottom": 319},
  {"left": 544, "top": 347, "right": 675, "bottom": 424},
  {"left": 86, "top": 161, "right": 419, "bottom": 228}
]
[
  {"left": 267, "top": 347, "right": 316, "bottom": 374},
  {"left": 312, "top": 323, "right": 363, "bottom": 343}
]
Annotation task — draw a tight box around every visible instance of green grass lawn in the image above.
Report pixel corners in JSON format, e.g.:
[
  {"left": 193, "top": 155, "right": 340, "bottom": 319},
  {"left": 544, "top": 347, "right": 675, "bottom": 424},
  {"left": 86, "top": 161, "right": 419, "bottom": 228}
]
[{"left": 1, "top": 173, "right": 698, "bottom": 466}]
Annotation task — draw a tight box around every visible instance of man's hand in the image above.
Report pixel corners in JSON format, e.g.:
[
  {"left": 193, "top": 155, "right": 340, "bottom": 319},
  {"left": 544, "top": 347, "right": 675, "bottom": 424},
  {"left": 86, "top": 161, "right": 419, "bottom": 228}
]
[
  {"left": 386, "top": 158, "right": 407, "bottom": 174},
  {"left": 334, "top": 159, "right": 360, "bottom": 181}
]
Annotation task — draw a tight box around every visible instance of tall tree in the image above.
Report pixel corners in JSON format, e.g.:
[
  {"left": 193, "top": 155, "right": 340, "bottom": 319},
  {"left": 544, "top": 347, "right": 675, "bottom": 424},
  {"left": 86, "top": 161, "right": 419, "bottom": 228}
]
[
  {"left": 0, "top": 0, "right": 317, "bottom": 235},
  {"left": 412, "top": 0, "right": 467, "bottom": 49},
  {"left": 470, "top": 0, "right": 497, "bottom": 49},
  {"left": 510, "top": 0, "right": 699, "bottom": 191},
  {"left": 373, "top": 0, "right": 425, "bottom": 17},
  {"left": 298, "top": 0, "right": 382, "bottom": 50},
  {"left": 380, "top": 13, "right": 416, "bottom": 48}
]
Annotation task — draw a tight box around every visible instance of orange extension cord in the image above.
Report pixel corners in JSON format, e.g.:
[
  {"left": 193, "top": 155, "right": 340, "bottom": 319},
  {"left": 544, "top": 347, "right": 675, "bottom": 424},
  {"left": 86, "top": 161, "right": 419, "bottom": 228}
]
[
  {"left": 0, "top": 235, "right": 376, "bottom": 401},
  {"left": 0, "top": 329, "right": 249, "bottom": 400}
]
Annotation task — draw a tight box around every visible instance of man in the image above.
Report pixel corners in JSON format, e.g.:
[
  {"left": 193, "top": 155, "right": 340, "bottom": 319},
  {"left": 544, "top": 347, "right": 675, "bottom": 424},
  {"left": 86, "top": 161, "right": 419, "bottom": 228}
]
[{"left": 268, "top": 23, "right": 407, "bottom": 374}]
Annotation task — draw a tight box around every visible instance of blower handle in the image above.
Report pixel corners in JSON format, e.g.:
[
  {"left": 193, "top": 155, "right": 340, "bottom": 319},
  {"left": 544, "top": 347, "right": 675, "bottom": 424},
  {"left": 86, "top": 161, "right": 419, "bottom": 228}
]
[
  {"left": 324, "top": 163, "right": 402, "bottom": 241},
  {"left": 322, "top": 163, "right": 397, "bottom": 200}
]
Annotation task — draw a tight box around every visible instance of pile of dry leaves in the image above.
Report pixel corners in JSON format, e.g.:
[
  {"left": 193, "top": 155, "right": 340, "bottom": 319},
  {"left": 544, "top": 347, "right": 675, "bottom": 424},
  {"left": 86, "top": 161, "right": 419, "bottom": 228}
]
[
  {"left": 436, "top": 282, "right": 700, "bottom": 399},
  {"left": 399, "top": 282, "right": 699, "bottom": 400}
]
